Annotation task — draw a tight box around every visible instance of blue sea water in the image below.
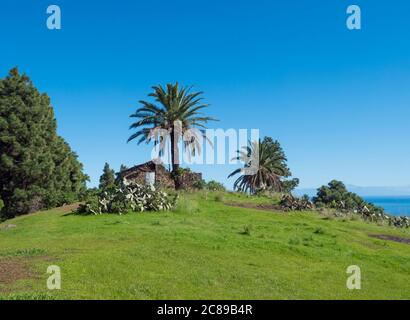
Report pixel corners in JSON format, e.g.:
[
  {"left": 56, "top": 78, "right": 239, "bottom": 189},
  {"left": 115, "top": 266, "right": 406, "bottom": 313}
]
[{"left": 364, "top": 196, "right": 410, "bottom": 217}]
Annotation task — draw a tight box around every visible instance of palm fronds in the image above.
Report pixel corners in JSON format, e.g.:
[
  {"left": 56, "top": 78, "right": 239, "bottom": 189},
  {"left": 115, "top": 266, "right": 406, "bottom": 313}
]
[
  {"left": 128, "top": 83, "right": 217, "bottom": 172},
  {"left": 228, "top": 138, "right": 290, "bottom": 194}
]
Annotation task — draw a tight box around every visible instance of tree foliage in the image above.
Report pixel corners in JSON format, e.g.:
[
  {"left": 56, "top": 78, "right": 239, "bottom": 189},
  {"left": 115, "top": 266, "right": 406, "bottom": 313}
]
[
  {"left": 313, "top": 180, "right": 383, "bottom": 213},
  {"left": 99, "top": 162, "right": 116, "bottom": 190},
  {"left": 128, "top": 83, "right": 217, "bottom": 188},
  {"left": 115, "top": 164, "right": 128, "bottom": 185},
  {"left": 312, "top": 180, "right": 410, "bottom": 228},
  {"left": 0, "top": 68, "right": 88, "bottom": 218},
  {"left": 205, "top": 180, "right": 226, "bottom": 191},
  {"left": 228, "top": 137, "right": 294, "bottom": 194},
  {"left": 193, "top": 179, "right": 226, "bottom": 191},
  {"left": 282, "top": 178, "right": 300, "bottom": 194}
]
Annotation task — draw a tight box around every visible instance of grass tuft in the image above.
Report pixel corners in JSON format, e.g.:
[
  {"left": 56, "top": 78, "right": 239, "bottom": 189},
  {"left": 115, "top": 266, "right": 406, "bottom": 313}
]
[
  {"left": 0, "top": 248, "right": 46, "bottom": 257},
  {"left": 239, "top": 224, "right": 252, "bottom": 236}
]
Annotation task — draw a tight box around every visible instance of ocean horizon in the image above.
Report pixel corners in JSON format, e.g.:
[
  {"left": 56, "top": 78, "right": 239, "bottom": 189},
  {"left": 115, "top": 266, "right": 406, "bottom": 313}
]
[{"left": 364, "top": 196, "right": 410, "bottom": 217}]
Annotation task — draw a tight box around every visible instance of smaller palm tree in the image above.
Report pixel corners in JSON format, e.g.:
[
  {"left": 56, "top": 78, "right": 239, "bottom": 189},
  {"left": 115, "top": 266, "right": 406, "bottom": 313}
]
[{"left": 228, "top": 138, "right": 289, "bottom": 194}]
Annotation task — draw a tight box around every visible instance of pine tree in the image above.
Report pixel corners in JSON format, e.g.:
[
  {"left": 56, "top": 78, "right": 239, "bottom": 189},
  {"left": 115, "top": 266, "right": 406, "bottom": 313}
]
[
  {"left": 99, "top": 163, "right": 116, "bottom": 190},
  {"left": 0, "top": 68, "right": 88, "bottom": 218},
  {"left": 115, "top": 164, "right": 128, "bottom": 185}
]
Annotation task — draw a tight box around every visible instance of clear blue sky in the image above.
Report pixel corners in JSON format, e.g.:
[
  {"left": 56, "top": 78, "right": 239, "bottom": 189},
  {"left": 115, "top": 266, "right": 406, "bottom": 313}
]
[{"left": 1, "top": 0, "right": 410, "bottom": 189}]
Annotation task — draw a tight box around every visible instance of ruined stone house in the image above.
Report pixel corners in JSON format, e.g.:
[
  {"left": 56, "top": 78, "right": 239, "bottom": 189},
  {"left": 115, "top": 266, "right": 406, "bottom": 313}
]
[{"left": 119, "top": 160, "right": 202, "bottom": 189}]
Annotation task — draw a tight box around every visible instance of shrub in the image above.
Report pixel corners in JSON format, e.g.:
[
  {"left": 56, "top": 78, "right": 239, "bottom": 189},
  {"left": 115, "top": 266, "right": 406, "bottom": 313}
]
[
  {"left": 206, "top": 180, "right": 226, "bottom": 192},
  {"left": 240, "top": 225, "right": 252, "bottom": 236},
  {"left": 79, "top": 187, "right": 100, "bottom": 202},
  {"left": 192, "top": 179, "right": 206, "bottom": 190},
  {"left": 280, "top": 194, "right": 313, "bottom": 211},
  {"left": 77, "top": 194, "right": 100, "bottom": 215},
  {"left": 171, "top": 167, "right": 191, "bottom": 179},
  {"left": 214, "top": 193, "right": 225, "bottom": 202},
  {"left": 313, "top": 227, "right": 325, "bottom": 235},
  {"left": 313, "top": 180, "right": 383, "bottom": 214},
  {"left": 193, "top": 179, "right": 225, "bottom": 192},
  {"left": 76, "top": 180, "right": 177, "bottom": 215},
  {"left": 312, "top": 180, "right": 408, "bottom": 228},
  {"left": 388, "top": 216, "right": 410, "bottom": 228},
  {"left": 282, "top": 178, "right": 300, "bottom": 193}
]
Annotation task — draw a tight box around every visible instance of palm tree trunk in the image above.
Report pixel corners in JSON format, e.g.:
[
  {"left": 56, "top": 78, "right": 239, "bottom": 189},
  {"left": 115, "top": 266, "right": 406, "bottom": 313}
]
[{"left": 170, "top": 130, "right": 181, "bottom": 189}]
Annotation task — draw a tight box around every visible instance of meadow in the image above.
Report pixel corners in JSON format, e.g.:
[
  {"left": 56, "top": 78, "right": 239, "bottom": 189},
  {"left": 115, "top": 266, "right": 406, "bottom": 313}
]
[{"left": 0, "top": 191, "right": 409, "bottom": 300}]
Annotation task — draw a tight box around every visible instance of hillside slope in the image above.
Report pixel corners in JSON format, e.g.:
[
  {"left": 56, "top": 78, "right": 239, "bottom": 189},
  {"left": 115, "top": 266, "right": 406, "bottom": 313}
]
[{"left": 0, "top": 192, "right": 409, "bottom": 299}]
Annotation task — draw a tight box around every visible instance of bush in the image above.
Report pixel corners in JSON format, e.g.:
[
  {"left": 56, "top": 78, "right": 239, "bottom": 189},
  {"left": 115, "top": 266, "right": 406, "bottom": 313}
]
[
  {"left": 214, "top": 193, "right": 225, "bottom": 202},
  {"left": 240, "top": 225, "right": 252, "bottom": 236},
  {"left": 313, "top": 180, "right": 383, "bottom": 214},
  {"left": 313, "top": 227, "right": 325, "bottom": 235},
  {"left": 193, "top": 179, "right": 226, "bottom": 192},
  {"left": 76, "top": 180, "right": 177, "bottom": 215},
  {"left": 313, "top": 180, "right": 408, "bottom": 228},
  {"left": 282, "top": 178, "right": 300, "bottom": 193},
  {"left": 254, "top": 189, "right": 282, "bottom": 203},
  {"left": 280, "top": 194, "right": 313, "bottom": 211},
  {"left": 77, "top": 194, "right": 100, "bottom": 215},
  {"left": 192, "top": 179, "right": 206, "bottom": 190},
  {"left": 387, "top": 216, "right": 410, "bottom": 228},
  {"left": 206, "top": 180, "right": 226, "bottom": 192},
  {"left": 79, "top": 188, "right": 100, "bottom": 202}
]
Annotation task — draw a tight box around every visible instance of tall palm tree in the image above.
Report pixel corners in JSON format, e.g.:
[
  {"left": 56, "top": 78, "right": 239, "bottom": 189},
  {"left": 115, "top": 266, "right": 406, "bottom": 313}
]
[
  {"left": 228, "top": 138, "right": 289, "bottom": 194},
  {"left": 128, "top": 83, "right": 216, "bottom": 188}
]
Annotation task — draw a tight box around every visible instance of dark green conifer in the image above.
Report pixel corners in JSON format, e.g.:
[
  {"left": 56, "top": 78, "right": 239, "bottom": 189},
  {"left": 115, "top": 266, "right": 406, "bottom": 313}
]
[
  {"left": 99, "top": 162, "right": 116, "bottom": 190},
  {"left": 0, "top": 68, "right": 88, "bottom": 218}
]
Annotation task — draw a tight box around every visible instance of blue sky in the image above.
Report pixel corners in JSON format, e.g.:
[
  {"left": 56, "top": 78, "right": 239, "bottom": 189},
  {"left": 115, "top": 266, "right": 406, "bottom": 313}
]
[{"left": 1, "top": 0, "right": 410, "bottom": 189}]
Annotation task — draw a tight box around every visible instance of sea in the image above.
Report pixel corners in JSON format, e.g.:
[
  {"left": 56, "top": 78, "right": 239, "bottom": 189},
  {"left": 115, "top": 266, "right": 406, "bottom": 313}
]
[{"left": 364, "top": 196, "right": 410, "bottom": 217}]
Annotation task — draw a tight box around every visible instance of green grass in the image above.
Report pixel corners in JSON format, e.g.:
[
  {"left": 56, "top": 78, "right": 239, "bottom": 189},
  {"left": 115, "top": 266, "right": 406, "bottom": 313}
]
[{"left": 0, "top": 191, "right": 409, "bottom": 299}]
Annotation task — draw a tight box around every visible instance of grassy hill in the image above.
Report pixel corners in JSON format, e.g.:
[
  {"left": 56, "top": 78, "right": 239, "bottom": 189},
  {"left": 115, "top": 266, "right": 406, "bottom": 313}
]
[{"left": 0, "top": 191, "right": 409, "bottom": 300}]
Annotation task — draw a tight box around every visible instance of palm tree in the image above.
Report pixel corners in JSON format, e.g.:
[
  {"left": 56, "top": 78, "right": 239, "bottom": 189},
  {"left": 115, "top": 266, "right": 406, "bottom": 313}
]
[
  {"left": 128, "top": 83, "right": 216, "bottom": 188},
  {"left": 228, "top": 138, "right": 290, "bottom": 194}
]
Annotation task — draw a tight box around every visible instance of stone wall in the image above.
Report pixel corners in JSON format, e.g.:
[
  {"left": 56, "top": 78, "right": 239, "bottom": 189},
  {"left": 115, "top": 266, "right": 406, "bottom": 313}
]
[
  {"left": 123, "top": 170, "right": 146, "bottom": 185},
  {"left": 122, "top": 162, "right": 174, "bottom": 189},
  {"left": 180, "top": 172, "right": 202, "bottom": 190},
  {"left": 154, "top": 165, "right": 175, "bottom": 189},
  {"left": 121, "top": 161, "right": 202, "bottom": 190}
]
